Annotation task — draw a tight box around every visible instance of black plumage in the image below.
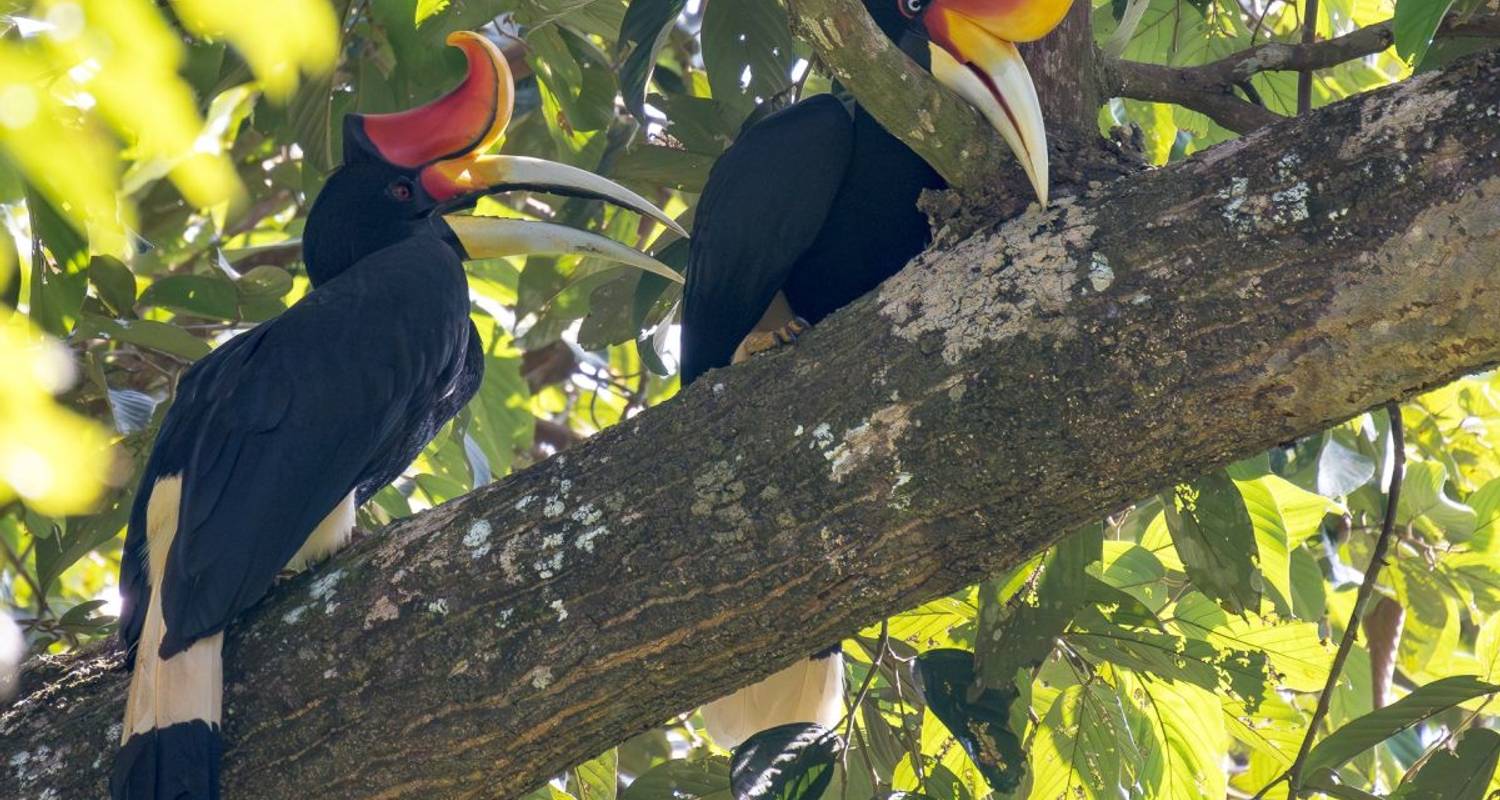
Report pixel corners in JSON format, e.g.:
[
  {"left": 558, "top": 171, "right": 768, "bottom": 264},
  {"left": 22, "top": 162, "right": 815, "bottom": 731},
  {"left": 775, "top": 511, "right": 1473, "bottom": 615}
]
[
  {"left": 118, "top": 212, "right": 477, "bottom": 657},
  {"left": 681, "top": 4, "right": 940, "bottom": 385}
]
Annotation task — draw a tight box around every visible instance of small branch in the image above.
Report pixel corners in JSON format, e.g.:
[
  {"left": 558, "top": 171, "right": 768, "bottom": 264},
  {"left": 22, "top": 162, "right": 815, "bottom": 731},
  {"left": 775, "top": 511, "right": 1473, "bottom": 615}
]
[
  {"left": 1103, "top": 14, "right": 1500, "bottom": 132},
  {"left": 783, "top": 0, "right": 1011, "bottom": 189},
  {"left": 1270, "top": 402, "right": 1407, "bottom": 798},
  {"left": 1105, "top": 58, "right": 1282, "bottom": 133}
]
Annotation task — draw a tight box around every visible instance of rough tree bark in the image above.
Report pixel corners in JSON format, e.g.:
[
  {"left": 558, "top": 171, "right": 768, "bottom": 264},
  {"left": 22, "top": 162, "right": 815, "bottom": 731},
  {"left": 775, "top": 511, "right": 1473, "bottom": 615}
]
[{"left": 4, "top": 44, "right": 1500, "bottom": 800}]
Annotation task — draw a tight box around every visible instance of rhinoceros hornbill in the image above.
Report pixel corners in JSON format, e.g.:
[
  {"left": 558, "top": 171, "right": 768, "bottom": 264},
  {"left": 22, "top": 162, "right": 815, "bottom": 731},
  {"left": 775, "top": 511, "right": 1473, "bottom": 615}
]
[
  {"left": 112, "top": 32, "right": 683, "bottom": 800},
  {"left": 685, "top": 0, "right": 1070, "bottom": 746}
]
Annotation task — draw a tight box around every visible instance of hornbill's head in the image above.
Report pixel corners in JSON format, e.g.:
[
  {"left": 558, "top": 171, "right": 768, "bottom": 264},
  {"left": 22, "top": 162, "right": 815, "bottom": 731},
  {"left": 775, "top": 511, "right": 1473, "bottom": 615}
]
[
  {"left": 864, "top": 0, "right": 1072, "bottom": 204},
  {"left": 305, "top": 31, "right": 683, "bottom": 286}
]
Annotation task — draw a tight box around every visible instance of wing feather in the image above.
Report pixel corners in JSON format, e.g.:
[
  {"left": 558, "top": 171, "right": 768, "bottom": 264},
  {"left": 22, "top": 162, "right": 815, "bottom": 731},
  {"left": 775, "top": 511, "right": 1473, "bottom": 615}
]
[{"left": 681, "top": 95, "right": 855, "bottom": 385}]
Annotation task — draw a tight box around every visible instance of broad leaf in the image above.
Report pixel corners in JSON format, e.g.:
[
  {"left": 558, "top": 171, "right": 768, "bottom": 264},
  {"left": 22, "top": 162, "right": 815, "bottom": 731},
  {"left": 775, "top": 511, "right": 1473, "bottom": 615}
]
[
  {"left": 1392, "top": 727, "right": 1500, "bottom": 799},
  {"left": 617, "top": 0, "right": 688, "bottom": 122},
  {"left": 729, "top": 723, "right": 840, "bottom": 800},
  {"left": 1162, "top": 471, "right": 1260, "bottom": 613},
  {"left": 1301, "top": 675, "right": 1500, "bottom": 783},
  {"left": 1393, "top": 0, "right": 1458, "bottom": 67},
  {"left": 915, "top": 648, "right": 1027, "bottom": 794}
]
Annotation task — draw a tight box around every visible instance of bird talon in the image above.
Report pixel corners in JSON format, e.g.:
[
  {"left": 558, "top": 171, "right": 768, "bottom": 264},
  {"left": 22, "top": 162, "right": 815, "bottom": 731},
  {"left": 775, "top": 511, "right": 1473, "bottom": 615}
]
[{"left": 741, "top": 317, "right": 813, "bottom": 358}]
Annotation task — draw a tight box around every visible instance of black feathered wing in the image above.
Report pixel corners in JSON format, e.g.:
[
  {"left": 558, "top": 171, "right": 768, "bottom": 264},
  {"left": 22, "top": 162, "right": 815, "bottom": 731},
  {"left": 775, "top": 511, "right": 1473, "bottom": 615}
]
[
  {"left": 120, "top": 236, "right": 472, "bottom": 658},
  {"left": 680, "top": 94, "right": 854, "bottom": 385}
]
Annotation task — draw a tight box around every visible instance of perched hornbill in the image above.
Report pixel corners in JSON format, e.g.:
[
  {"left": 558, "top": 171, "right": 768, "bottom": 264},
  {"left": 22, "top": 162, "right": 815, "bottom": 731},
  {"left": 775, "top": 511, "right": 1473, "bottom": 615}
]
[
  {"left": 112, "top": 32, "right": 682, "bottom": 800},
  {"left": 686, "top": 0, "right": 1070, "bottom": 746}
]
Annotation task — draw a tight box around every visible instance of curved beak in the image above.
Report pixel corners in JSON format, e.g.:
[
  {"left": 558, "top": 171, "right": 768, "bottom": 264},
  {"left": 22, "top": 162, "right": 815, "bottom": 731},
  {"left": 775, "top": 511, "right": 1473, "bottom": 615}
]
[
  {"left": 442, "top": 216, "right": 683, "bottom": 284},
  {"left": 425, "top": 155, "right": 688, "bottom": 238},
  {"left": 349, "top": 31, "right": 685, "bottom": 278},
  {"left": 924, "top": 1, "right": 1071, "bottom": 205}
]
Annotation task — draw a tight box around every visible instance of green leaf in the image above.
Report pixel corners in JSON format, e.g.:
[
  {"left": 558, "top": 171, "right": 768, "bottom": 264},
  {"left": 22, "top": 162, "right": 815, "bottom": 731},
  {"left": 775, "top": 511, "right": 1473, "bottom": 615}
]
[
  {"left": 236, "top": 265, "right": 294, "bottom": 298},
  {"left": 1068, "top": 607, "right": 1267, "bottom": 702},
  {"left": 1289, "top": 547, "right": 1327, "bottom": 621},
  {"left": 1119, "top": 672, "right": 1227, "bottom": 800},
  {"left": 88, "top": 255, "right": 137, "bottom": 317},
  {"left": 1470, "top": 477, "right": 1500, "bottom": 552},
  {"left": 1237, "top": 478, "right": 1293, "bottom": 615},
  {"left": 139, "top": 274, "right": 240, "bottom": 320},
  {"left": 1092, "top": 542, "right": 1170, "bottom": 612},
  {"left": 1393, "top": 0, "right": 1458, "bottom": 67},
  {"left": 1162, "top": 471, "right": 1260, "bottom": 614},
  {"left": 621, "top": 757, "right": 731, "bottom": 800},
  {"left": 1397, "top": 461, "right": 1476, "bottom": 541},
  {"left": 915, "top": 649, "right": 1027, "bottom": 794},
  {"left": 1028, "top": 682, "right": 1141, "bottom": 800},
  {"left": 27, "top": 188, "right": 90, "bottom": 336},
  {"left": 699, "top": 0, "right": 796, "bottom": 121},
  {"left": 74, "top": 314, "right": 212, "bottom": 360},
  {"left": 415, "top": 0, "right": 451, "bottom": 25},
  {"left": 1317, "top": 435, "right": 1376, "bottom": 498},
  {"left": 617, "top": 0, "right": 688, "bottom": 123},
  {"left": 1301, "top": 676, "right": 1500, "bottom": 784},
  {"left": 571, "top": 748, "right": 617, "bottom": 800},
  {"left": 976, "top": 523, "right": 1100, "bottom": 690},
  {"left": 1172, "top": 592, "right": 1329, "bottom": 692},
  {"left": 729, "top": 723, "right": 840, "bottom": 800},
  {"left": 1393, "top": 728, "right": 1500, "bottom": 799}
]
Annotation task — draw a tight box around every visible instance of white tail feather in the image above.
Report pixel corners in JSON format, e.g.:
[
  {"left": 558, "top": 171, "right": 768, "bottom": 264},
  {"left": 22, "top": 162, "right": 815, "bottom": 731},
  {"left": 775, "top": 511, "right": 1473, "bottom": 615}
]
[
  {"left": 701, "top": 652, "right": 845, "bottom": 748},
  {"left": 122, "top": 477, "right": 224, "bottom": 744}
]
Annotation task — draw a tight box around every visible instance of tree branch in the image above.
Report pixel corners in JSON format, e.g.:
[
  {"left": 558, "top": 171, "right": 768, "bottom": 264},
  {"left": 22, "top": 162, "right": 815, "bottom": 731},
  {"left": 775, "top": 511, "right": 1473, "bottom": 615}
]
[
  {"left": 1102, "top": 14, "right": 1500, "bottom": 133},
  {"left": 4, "top": 50, "right": 1500, "bottom": 800},
  {"left": 783, "top": 0, "right": 1015, "bottom": 190}
]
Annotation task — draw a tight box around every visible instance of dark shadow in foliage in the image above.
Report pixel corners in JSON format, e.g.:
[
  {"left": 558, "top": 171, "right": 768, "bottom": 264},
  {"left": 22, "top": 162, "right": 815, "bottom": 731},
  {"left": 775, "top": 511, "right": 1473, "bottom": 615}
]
[
  {"left": 914, "top": 649, "right": 1026, "bottom": 795},
  {"left": 729, "top": 723, "right": 842, "bottom": 800}
]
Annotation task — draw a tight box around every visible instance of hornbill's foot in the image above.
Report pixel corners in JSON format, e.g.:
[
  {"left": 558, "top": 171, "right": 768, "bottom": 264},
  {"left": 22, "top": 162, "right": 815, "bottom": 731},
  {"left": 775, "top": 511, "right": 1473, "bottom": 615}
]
[
  {"left": 272, "top": 569, "right": 300, "bottom": 586},
  {"left": 735, "top": 317, "right": 811, "bottom": 361}
]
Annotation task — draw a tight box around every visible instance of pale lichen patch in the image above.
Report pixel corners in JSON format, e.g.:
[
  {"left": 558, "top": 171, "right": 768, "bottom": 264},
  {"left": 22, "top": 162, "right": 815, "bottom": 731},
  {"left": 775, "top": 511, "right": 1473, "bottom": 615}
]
[
  {"left": 427, "top": 598, "right": 450, "bottom": 616},
  {"left": 463, "top": 520, "right": 493, "bottom": 559},
  {"left": 1339, "top": 77, "right": 1456, "bottom": 160},
  {"left": 498, "top": 536, "right": 523, "bottom": 584},
  {"left": 1088, "top": 253, "right": 1114, "bottom": 292},
  {"left": 308, "top": 569, "right": 344, "bottom": 601},
  {"left": 878, "top": 198, "right": 1092, "bottom": 364},
  {"left": 826, "top": 403, "right": 914, "bottom": 483},
  {"left": 550, "top": 599, "right": 569, "bottom": 622},
  {"left": 529, "top": 665, "right": 554, "bottom": 689},
  {"left": 574, "top": 526, "right": 608, "bottom": 553},
  {"left": 282, "top": 606, "right": 308, "bottom": 625},
  {"left": 363, "top": 595, "right": 401, "bottom": 629}
]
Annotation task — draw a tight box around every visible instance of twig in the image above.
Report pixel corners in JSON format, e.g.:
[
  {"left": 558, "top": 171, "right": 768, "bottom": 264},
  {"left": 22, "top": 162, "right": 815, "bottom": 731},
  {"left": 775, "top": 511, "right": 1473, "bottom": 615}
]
[
  {"left": 841, "top": 620, "right": 887, "bottom": 746},
  {"left": 887, "top": 639, "right": 928, "bottom": 793},
  {"left": 1297, "top": 0, "right": 1319, "bottom": 114},
  {"left": 1256, "top": 401, "right": 1406, "bottom": 799},
  {"left": 0, "top": 534, "right": 45, "bottom": 616}
]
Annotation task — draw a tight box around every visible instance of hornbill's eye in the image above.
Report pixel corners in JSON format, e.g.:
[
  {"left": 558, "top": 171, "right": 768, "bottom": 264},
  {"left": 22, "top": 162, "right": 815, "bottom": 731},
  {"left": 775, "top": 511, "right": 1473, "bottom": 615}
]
[
  {"left": 900, "top": 0, "right": 929, "bottom": 17},
  {"left": 388, "top": 179, "right": 415, "bottom": 202}
]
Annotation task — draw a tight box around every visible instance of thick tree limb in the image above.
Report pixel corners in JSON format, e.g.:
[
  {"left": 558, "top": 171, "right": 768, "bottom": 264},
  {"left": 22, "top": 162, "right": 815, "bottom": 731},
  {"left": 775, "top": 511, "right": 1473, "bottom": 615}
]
[{"left": 5, "top": 51, "right": 1500, "bottom": 800}]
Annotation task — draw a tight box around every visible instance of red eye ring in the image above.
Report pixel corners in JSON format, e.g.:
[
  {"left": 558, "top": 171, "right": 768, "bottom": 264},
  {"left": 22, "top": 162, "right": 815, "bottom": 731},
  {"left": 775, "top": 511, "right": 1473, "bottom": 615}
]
[{"left": 389, "top": 181, "right": 415, "bottom": 201}]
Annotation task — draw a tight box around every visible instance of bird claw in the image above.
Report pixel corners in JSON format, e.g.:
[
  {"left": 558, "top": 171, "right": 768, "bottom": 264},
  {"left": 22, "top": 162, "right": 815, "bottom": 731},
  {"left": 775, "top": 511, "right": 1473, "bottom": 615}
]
[{"left": 740, "top": 317, "right": 811, "bottom": 358}]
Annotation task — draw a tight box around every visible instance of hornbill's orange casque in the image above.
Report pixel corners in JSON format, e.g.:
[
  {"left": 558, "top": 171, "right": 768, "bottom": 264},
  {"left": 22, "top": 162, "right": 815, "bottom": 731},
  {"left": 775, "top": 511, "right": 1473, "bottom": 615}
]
[
  {"left": 685, "top": 0, "right": 1070, "bottom": 746},
  {"left": 112, "top": 32, "right": 682, "bottom": 800}
]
